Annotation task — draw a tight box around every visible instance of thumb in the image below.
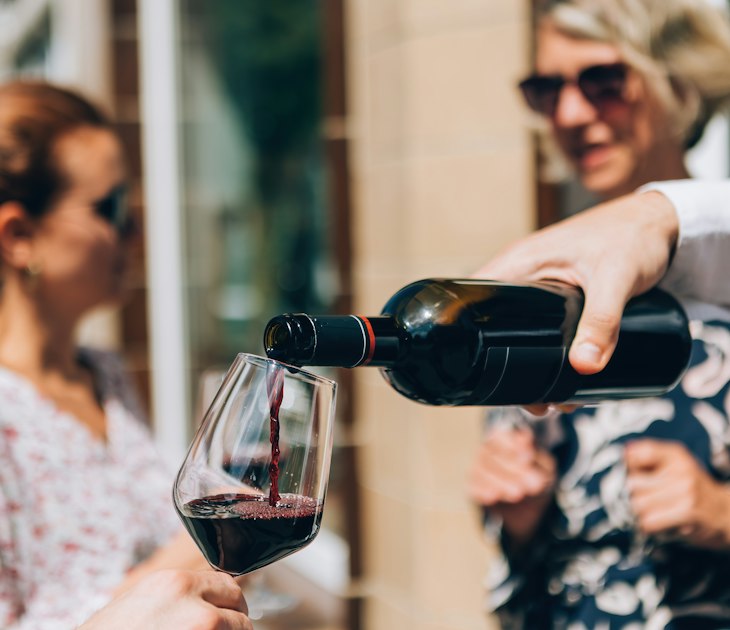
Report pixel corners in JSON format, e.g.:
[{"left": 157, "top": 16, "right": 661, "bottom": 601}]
[{"left": 569, "top": 281, "right": 630, "bottom": 375}]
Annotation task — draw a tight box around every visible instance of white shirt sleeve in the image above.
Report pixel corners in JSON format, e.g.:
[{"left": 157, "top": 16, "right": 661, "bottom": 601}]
[{"left": 637, "top": 179, "right": 730, "bottom": 308}]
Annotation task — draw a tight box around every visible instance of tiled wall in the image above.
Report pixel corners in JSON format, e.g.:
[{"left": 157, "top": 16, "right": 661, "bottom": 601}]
[{"left": 345, "top": 1, "right": 534, "bottom": 628}]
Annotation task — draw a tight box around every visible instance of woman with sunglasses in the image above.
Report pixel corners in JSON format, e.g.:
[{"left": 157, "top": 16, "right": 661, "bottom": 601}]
[
  {"left": 469, "top": 1, "right": 730, "bottom": 628},
  {"left": 0, "top": 81, "right": 217, "bottom": 628}
]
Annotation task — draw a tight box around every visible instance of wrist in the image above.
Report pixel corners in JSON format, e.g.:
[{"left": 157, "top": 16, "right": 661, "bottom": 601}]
[
  {"left": 686, "top": 482, "right": 730, "bottom": 550},
  {"left": 498, "top": 492, "right": 555, "bottom": 549},
  {"left": 636, "top": 190, "right": 680, "bottom": 264}
]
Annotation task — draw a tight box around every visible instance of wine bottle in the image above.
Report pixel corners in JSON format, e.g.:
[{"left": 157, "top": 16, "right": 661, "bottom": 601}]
[{"left": 263, "top": 278, "right": 692, "bottom": 406}]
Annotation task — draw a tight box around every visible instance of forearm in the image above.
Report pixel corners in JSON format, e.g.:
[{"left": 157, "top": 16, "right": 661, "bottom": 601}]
[
  {"left": 639, "top": 180, "right": 730, "bottom": 307},
  {"left": 483, "top": 496, "right": 555, "bottom": 568}
]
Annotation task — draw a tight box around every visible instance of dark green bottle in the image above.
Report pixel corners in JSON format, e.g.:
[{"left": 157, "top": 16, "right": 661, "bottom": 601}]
[{"left": 264, "top": 278, "right": 692, "bottom": 406}]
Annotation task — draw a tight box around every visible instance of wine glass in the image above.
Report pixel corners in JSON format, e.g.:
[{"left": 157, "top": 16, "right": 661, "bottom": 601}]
[
  {"left": 173, "top": 352, "right": 337, "bottom": 576},
  {"left": 194, "top": 369, "right": 300, "bottom": 619}
]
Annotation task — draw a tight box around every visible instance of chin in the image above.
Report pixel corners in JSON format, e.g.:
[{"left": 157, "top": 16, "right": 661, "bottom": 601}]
[
  {"left": 577, "top": 151, "right": 637, "bottom": 199},
  {"left": 579, "top": 169, "right": 633, "bottom": 200}
]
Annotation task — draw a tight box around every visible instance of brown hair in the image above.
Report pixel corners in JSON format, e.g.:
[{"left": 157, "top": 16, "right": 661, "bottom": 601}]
[{"left": 0, "top": 81, "right": 112, "bottom": 218}]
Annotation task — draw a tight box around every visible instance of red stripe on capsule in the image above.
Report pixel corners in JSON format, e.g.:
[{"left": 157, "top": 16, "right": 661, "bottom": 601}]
[{"left": 358, "top": 315, "right": 376, "bottom": 365}]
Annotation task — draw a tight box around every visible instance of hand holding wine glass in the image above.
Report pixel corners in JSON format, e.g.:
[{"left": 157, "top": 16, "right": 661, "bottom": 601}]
[
  {"left": 173, "top": 353, "right": 336, "bottom": 576},
  {"left": 79, "top": 570, "right": 252, "bottom": 630}
]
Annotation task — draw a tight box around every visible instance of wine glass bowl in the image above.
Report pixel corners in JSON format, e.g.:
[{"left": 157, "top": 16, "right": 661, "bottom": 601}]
[{"left": 173, "top": 353, "right": 337, "bottom": 576}]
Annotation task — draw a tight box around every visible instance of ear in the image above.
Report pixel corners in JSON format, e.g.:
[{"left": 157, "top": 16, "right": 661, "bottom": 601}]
[{"left": 0, "top": 201, "right": 36, "bottom": 270}]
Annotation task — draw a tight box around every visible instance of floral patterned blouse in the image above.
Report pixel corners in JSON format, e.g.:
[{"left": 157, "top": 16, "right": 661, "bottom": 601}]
[
  {"left": 0, "top": 348, "right": 181, "bottom": 629},
  {"left": 485, "top": 315, "right": 730, "bottom": 630}
]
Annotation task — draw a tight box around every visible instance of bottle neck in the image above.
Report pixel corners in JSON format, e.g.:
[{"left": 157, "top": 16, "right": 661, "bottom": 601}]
[
  {"left": 264, "top": 314, "right": 402, "bottom": 368},
  {"left": 364, "top": 316, "right": 403, "bottom": 366}
]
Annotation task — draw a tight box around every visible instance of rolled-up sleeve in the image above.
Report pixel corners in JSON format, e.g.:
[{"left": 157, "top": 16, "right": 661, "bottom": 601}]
[{"left": 638, "top": 180, "right": 730, "bottom": 308}]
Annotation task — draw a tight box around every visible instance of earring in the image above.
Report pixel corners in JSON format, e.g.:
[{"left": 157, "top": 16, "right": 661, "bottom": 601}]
[{"left": 23, "top": 261, "right": 42, "bottom": 290}]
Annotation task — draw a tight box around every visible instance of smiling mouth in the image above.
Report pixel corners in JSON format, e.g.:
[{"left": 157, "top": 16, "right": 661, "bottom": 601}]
[{"left": 574, "top": 143, "right": 614, "bottom": 170}]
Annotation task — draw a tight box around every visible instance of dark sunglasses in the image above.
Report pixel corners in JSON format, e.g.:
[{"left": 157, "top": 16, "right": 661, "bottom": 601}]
[
  {"left": 93, "top": 184, "right": 133, "bottom": 235},
  {"left": 518, "top": 62, "right": 628, "bottom": 117}
]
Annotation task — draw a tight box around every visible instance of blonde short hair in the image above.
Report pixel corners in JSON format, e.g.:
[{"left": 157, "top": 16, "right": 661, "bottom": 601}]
[{"left": 538, "top": 0, "right": 730, "bottom": 148}]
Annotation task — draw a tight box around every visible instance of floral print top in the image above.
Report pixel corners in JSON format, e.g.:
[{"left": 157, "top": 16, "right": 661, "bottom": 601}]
[
  {"left": 0, "top": 348, "right": 181, "bottom": 629},
  {"left": 485, "top": 317, "right": 730, "bottom": 630}
]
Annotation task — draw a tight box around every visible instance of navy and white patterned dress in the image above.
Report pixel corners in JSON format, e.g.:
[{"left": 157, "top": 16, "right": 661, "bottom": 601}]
[{"left": 485, "top": 314, "right": 730, "bottom": 629}]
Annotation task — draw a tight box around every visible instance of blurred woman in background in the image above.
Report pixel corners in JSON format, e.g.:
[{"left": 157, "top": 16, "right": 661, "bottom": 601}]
[
  {"left": 0, "top": 81, "right": 211, "bottom": 629},
  {"left": 469, "top": 0, "right": 730, "bottom": 627}
]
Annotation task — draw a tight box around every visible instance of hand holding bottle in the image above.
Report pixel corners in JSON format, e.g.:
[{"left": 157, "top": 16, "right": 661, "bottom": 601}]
[
  {"left": 468, "top": 427, "right": 557, "bottom": 549},
  {"left": 473, "top": 191, "right": 679, "bottom": 375}
]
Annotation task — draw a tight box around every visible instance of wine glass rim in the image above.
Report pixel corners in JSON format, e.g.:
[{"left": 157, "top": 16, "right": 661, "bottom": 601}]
[{"left": 235, "top": 352, "right": 337, "bottom": 388}]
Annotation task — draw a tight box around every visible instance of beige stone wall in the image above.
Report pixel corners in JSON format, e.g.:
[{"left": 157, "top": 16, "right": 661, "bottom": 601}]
[{"left": 345, "top": 1, "right": 534, "bottom": 628}]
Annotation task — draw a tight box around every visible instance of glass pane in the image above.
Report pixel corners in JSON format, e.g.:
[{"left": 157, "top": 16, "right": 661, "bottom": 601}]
[{"left": 177, "top": 0, "right": 335, "bottom": 396}]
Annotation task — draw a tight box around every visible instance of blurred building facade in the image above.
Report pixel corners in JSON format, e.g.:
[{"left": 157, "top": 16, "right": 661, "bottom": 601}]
[
  {"left": 0, "top": 1, "right": 726, "bottom": 630},
  {"left": 345, "top": 2, "right": 531, "bottom": 629}
]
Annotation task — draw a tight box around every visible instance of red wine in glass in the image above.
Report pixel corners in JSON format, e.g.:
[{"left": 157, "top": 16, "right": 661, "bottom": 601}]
[{"left": 177, "top": 492, "right": 323, "bottom": 575}]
